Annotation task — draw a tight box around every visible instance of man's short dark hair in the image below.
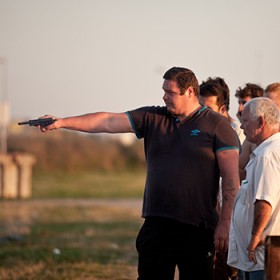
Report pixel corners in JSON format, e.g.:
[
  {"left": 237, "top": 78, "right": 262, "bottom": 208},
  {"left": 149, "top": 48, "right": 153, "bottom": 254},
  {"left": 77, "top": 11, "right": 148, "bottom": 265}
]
[
  {"left": 163, "top": 67, "right": 200, "bottom": 96},
  {"left": 235, "top": 83, "right": 264, "bottom": 99},
  {"left": 200, "top": 77, "right": 230, "bottom": 111}
]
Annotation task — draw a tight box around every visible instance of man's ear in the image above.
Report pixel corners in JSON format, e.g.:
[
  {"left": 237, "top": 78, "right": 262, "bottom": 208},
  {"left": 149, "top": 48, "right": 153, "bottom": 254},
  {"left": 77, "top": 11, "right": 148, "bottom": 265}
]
[
  {"left": 258, "top": 116, "right": 265, "bottom": 127},
  {"left": 220, "top": 105, "right": 226, "bottom": 114},
  {"left": 186, "top": 86, "right": 195, "bottom": 97}
]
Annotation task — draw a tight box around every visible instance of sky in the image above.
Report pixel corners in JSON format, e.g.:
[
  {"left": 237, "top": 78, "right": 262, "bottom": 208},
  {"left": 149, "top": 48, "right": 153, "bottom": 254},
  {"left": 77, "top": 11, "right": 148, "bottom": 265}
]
[{"left": 0, "top": 0, "right": 279, "bottom": 121}]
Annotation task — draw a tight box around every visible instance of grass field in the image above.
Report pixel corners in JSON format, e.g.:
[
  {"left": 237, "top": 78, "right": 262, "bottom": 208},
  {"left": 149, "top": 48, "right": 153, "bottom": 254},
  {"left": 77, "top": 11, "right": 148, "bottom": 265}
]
[
  {"left": 32, "top": 171, "right": 146, "bottom": 198},
  {"left": 0, "top": 198, "right": 143, "bottom": 280},
  {"left": 2, "top": 131, "right": 151, "bottom": 279},
  {"left": 0, "top": 171, "right": 148, "bottom": 280}
]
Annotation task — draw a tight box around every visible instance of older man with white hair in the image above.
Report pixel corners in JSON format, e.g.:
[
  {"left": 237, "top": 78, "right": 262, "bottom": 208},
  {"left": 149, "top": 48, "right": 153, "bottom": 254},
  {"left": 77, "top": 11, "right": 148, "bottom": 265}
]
[{"left": 227, "top": 97, "right": 280, "bottom": 280}]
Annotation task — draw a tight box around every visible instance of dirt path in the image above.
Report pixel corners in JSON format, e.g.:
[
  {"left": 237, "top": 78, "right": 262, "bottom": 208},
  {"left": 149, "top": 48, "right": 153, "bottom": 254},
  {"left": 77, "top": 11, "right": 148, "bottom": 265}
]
[{"left": 0, "top": 198, "right": 143, "bottom": 208}]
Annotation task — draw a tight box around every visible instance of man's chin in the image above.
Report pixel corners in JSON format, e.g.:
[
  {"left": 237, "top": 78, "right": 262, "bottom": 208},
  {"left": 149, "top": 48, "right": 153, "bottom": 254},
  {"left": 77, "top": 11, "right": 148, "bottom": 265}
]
[{"left": 166, "top": 107, "right": 175, "bottom": 114}]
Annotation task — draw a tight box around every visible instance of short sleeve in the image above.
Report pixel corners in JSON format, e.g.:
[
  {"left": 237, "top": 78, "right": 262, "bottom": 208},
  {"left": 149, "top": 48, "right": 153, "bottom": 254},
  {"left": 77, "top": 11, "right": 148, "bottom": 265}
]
[{"left": 214, "top": 118, "right": 240, "bottom": 153}]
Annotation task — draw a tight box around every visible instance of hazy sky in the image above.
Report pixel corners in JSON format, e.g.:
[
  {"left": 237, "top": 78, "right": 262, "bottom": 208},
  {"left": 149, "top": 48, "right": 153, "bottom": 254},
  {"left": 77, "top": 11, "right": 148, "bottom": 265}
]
[{"left": 0, "top": 0, "right": 279, "bottom": 120}]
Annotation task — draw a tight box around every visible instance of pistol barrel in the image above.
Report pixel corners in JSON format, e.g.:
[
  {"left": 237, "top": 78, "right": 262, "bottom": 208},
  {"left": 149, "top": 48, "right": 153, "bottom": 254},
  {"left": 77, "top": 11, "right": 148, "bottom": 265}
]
[
  {"left": 18, "top": 118, "right": 56, "bottom": 127},
  {"left": 18, "top": 121, "right": 31, "bottom": 125}
]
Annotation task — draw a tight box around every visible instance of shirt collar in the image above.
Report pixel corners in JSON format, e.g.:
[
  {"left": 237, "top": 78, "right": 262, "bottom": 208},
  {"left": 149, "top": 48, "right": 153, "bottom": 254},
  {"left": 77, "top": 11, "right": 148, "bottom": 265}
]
[{"left": 252, "top": 132, "right": 280, "bottom": 156}]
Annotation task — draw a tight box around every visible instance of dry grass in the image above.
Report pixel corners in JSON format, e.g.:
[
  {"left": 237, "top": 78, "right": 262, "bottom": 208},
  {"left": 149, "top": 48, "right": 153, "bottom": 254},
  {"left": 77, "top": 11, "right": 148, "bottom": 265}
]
[
  {"left": 32, "top": 171, "right": 146, "bottom": 198},
  {"left": 0, "top": 199, "right": 143, "bottom": 280}
]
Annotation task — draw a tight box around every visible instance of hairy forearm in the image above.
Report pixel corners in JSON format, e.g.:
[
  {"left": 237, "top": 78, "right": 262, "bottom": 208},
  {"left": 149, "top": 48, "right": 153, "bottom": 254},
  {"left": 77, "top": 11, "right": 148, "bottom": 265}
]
[
  {"left": 58, "top": 113, "right": 113, "bottom": 132},
  {"left": 247, "top": 200, "right": 272, "bottom": 256},
  {"left": 251, "top": 200, "right": 272, "bottom": 238},
  {"left": 217, "top": 150, "right": 240, "bottom": 222},
  {"left": 215, "top": 175, "right": 239, "bottom": 252},
  {"left": 220, "top": 178, "right": 239, "bottom": 221},
  {"left": 47, "top": 112, "right": 133, "bottom": 133}
]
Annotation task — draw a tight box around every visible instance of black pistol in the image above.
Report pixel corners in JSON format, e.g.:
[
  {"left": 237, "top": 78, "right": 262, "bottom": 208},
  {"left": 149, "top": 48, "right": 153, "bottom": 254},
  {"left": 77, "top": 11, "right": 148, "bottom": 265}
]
[{"left": 18, "top": 118, "right": 56, "bottom": 127}]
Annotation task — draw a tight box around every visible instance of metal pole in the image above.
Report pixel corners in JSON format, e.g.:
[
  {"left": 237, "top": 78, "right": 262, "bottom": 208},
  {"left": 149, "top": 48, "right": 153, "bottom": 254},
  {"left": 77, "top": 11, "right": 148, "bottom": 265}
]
[{"left": 0, "top": 57, "right": 9, "bottom": 154}]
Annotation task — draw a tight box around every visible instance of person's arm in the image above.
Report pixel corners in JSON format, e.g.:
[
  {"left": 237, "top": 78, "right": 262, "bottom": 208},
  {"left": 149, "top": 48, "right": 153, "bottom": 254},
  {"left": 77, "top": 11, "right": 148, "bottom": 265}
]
[
  {"left": 40, "top": 112, "right": 134, "bottom": 134},
  {"left": 215, "top": 149, "right": 240, "bottom": 252},
  {"left": 239, "top": 139, "right": 254, "bottom": 181},
  {"left": 247, "top": 200, "right": 272, "bottom": 264}
]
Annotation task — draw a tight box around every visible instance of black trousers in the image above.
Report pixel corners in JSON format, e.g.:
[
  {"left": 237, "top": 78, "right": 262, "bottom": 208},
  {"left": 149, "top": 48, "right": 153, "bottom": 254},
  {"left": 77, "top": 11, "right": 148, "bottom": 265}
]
[
  {"left": 214, "top": 251, "right": 238, "bottom": 280},
  {"left": 136, "top": 217, "right": 215, "bottom": 280}
]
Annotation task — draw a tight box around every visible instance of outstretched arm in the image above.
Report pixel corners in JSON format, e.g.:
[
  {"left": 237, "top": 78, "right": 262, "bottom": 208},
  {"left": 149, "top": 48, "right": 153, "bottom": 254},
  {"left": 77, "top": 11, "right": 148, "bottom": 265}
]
[
  {"left": 40, "top": 112, "right": 134, "bottom": 134},
  {"left": 215, "top": 149, "right": 240, "bottom": 252}
]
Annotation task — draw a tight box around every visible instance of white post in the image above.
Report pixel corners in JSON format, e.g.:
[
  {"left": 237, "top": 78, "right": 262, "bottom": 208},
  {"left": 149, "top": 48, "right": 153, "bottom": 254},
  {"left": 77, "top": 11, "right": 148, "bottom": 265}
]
[{"left": 0, "top": 57, "right": 9, "bottom": 154}]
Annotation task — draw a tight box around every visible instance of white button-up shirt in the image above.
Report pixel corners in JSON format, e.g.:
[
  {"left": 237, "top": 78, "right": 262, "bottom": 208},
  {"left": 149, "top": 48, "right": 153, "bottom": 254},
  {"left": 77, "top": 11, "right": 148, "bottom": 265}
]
[{"left": 228, "top": 132, "right": 280, "bottom": 271}]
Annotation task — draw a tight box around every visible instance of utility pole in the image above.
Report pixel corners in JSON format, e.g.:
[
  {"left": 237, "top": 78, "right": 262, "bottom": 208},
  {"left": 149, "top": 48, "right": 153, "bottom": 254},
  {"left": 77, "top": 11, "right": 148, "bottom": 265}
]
[{"left": 0, "top": 57, "right": 9, "bottom": 154}]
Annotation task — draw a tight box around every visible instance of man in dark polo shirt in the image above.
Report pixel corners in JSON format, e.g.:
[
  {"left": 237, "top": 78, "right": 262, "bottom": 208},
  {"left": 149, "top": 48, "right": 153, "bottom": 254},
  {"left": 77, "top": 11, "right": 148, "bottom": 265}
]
[{"left": 39, "top": 66, "right": 240, "bottom": 280}]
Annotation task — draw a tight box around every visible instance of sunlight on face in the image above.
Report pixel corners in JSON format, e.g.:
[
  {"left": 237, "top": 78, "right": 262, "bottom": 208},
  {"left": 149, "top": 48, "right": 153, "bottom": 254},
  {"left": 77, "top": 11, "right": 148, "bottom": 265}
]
[{"left": 162, "top": 80, "right": 183, "bottom": 115}]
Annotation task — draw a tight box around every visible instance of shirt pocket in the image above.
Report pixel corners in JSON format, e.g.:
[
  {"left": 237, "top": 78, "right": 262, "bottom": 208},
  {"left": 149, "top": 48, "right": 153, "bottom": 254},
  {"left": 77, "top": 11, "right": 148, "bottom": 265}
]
[{"left": 240, "top": 180, "right": 248, "bottom": 205}]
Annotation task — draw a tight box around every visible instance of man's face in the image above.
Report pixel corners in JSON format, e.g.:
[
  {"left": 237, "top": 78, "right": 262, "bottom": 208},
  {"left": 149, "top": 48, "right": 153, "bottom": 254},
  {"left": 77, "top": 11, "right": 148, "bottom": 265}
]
[
  {"left": 199, "top": 96, "right": 220, "bottom": 113},
  {"left": 162, "top": 80, "right": 187, "bottom": 115},
  {"left": 237, "top": 96, "right": 252, "bottom": 120},
  {"left": 240, "top": 106, "right": 260, "bottom": 143}
]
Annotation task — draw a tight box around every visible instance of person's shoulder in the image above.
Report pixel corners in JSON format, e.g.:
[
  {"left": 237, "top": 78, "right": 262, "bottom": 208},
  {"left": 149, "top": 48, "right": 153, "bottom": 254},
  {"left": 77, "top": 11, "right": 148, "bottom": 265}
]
[
  {"left": 201, "top": 107, "right": 221, "bottom": 117},
  {"left": 201, "top": 107, "right": 228, "bottom": 123},
  {"left": 256, "top": 132, "right": 280, "bottom": 155},
  {"left": 129, "top": 106, "right": 167, "bottom": 115}
]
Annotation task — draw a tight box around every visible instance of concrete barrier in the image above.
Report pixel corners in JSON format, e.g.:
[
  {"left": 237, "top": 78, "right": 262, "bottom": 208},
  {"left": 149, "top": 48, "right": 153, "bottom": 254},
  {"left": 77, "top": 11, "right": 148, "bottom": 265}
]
[
  {"left": 0, "top": 154, "right": 18, "bottom": 198},
  {"left": 0, "top": 153, "right": 36, "bottom": 199}
]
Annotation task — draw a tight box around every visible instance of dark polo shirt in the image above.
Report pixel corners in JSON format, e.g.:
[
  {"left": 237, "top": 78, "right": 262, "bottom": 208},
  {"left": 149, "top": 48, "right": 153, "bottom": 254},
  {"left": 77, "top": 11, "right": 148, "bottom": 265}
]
[{"left": 126, "top": 106, "right": 239, "bottom": 229}]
